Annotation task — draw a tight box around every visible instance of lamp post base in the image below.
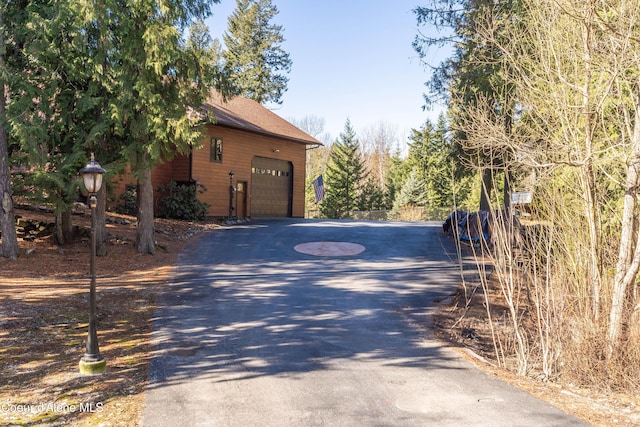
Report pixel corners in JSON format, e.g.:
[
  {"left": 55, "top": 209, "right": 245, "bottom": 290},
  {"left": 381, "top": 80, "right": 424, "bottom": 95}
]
[{"left": 79, "top": 356, "right": 107, "bottom": 375}]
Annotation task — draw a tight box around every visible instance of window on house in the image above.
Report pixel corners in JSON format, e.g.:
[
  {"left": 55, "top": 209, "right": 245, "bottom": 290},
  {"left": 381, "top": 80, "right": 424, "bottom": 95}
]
[{"left": 210, "top": 137, "right": 222, "bottom": 162}]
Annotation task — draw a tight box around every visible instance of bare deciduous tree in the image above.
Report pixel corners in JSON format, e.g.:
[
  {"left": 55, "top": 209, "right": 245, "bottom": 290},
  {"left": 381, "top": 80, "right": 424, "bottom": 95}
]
[
  {"left": 360, "top": 121, "right": 398, "bottom": 188},
  {"left": 452, "top": 0, "right": 640, "bottom": 383}
]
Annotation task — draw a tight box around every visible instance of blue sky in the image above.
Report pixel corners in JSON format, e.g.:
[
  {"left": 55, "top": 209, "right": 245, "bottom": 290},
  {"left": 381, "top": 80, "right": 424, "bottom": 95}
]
[{"left": 205, "top": 1, "right": 449, "bottom": 144}]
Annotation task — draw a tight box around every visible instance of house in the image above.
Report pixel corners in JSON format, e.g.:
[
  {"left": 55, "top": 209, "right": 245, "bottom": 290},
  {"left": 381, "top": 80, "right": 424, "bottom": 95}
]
[{"left": 116, "top": 91, "right": 322, "bottom": 218}]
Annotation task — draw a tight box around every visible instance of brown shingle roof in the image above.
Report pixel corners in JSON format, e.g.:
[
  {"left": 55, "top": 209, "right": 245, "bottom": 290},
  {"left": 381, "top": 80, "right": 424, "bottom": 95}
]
[{"left": 203, "top": 90, "right": 322, "bottom": 146}]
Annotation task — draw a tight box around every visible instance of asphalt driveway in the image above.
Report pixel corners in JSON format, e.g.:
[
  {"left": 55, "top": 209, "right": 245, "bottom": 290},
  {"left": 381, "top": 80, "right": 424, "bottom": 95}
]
[{"left": 143, "top": 219, "right": 588, "bottom": 426}]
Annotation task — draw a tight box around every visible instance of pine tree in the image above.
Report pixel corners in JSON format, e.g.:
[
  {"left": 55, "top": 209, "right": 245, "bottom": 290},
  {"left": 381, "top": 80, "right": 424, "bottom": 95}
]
[
  {"left": 223, "top": 0, "right": 292, "bottom": 105},
  {"left": 320, "top": 120, "right": 367, "bottom": 219}
]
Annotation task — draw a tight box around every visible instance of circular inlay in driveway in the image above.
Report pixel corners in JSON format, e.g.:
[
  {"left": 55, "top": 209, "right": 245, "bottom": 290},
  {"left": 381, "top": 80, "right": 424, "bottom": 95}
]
[{"left": 294, "top": 241, "right": 365, "bottom": 257}]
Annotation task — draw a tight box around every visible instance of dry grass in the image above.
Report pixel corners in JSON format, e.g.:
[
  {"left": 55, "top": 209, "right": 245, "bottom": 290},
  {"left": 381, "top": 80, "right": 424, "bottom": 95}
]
[
  {"left": 0, "top": 279, "right": 156, "bottom": 426},
  {"left": 0, "top": 207, "right": 219, "bottom": 426},
  {"left": 433, "top": 231, "right": 640, "bottom": 427}
]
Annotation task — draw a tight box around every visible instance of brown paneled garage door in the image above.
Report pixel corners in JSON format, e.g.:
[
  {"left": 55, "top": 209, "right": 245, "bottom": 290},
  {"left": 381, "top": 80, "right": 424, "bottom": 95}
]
[{"left": 251, "top": 157, "right": 293, "bottom": 217}]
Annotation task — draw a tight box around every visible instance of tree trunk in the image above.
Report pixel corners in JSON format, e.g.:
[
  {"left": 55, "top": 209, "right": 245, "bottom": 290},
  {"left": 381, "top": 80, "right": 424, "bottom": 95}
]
[
  {"left": 0, "top": 11, "right": 18, "bottom": 259},
  {"left": 0, "top": 103, "right": 18, "bottom": 258},
  {"left": 583, "top": 162, "right": 601, "bottom": 319},
  {"left": 63, "top": 208, "right": 73, "bottom": 242},
  {"left": 96, "top": 184, "right": 107, "bottom": 256},
  {"left": 136, "top": 162, "right": 155, "bottom": 254},
  {"left": 503, "top": 96, "right": 513, "bottom": 214},
  {"left": 54, "top": 210, "right": 64, "bottom": 245},
  {"left": 503, "top": 172, "right": 511, "bottom": 213},
  {"left": 608, "top": 89, "right": 640, "bottom": 356},
  {"left": 479, "top": 168, "right": 493, "bottom": 211},
  {"left": 581, "top": 7, "right": 601, "bottom": 320},
  {"left": 54, "top": 207, "right": 74, "bottom": 245}
]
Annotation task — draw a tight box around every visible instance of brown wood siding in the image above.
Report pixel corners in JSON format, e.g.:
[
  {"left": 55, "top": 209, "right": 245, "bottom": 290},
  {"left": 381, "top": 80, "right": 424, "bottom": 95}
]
[
  {"left": 151, "top": 161, "right": 173, "bottom": 188},
  {"left": 151, "top": 153, "right": 191, "bottom": 186},
  {"left": 110, "top": 153, "right": 191, "bottom": 209},
  {"left": 191, "top": 125, "right": 307, "bottom": 218},
  {"left": 170, "top": 154, "right": 191, "bottom": 182},
  {"left": 110, "top": 126, "right": 307, "bottom": 218}
]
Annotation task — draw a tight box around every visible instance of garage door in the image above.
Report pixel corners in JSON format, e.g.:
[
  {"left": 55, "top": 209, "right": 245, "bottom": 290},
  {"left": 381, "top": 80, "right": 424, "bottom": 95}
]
[{"left": 251, "top": 157, "right": 293, "bottom": 217}]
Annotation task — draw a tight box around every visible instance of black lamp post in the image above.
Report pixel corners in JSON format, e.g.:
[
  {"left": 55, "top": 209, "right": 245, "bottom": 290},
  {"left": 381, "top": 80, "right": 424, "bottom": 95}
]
[
  {"left": 228, "top": 170, "right": 235, "bottom": 220},
  {"left": 78, "top": 154, "right": 107, "bottom": 375}
]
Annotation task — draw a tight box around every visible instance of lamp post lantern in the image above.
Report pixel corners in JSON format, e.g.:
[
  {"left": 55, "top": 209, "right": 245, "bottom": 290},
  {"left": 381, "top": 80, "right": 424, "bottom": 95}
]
[
  {"left": 78, "top": 154, "right": 107, "bottom": 375},
  {"left": 228, "top": 170, "right": 235, "bottom": 220}
]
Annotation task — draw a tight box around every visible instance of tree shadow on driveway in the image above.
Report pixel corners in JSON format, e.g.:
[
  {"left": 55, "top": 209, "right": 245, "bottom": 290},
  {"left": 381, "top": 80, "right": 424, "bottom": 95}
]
[{"left": 146, "top": 220, "right": 477, "bottom": 387}]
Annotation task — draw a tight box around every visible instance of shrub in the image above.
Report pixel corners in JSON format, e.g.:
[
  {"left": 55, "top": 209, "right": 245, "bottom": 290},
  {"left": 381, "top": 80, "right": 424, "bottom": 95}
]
[
  {"left": 116, "top": 184, "right": 137, "bottom": 216},
  {"left": 157, "top": 181, "right": 209, "bottom": 220}
]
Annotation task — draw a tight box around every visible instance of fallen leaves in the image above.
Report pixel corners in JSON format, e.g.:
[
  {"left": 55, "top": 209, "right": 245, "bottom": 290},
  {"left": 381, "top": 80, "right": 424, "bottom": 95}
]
[{"left": 0, "top": 208, "right": 219, "bottom": 426}]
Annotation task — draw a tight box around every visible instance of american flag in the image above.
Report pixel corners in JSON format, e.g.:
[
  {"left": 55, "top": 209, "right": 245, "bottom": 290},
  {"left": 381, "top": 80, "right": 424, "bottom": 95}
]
[{"left": 313, "top": 175, "right": 325, "bottom": 203}]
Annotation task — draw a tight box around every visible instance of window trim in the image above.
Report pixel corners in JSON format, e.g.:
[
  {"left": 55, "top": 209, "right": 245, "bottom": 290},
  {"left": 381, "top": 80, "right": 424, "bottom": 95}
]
[{"left": 210, "top": 137, "right": 223, "bottom": 163}]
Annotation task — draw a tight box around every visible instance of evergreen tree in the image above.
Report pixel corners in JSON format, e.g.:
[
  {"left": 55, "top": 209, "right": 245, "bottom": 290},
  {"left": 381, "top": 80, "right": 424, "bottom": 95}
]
[
  {"left": 222, "top": 0, "right": 292, "bottom": 105},
  {"left": 4, "top": 0, "right": 95, "bottom": 246},
  {"left": 85, "top": 0, "right": 221, "bottom": 253},
  {"left": 3, "top": 1, "right": 222, "bottom": 254},
  {"left": 320, "top": 120, "right": 367, "bottom": 219},
  {"left": 414, "top": 0, "right": 518, "bottom": 210},
  {"left": 0, "top": 2, "right": 18, "bottom": 258},
  {"left": 392, "top": 169, "right": 428, "bottom": 212},
  {"left": 406, "top": 114, "right": 468, "bottom": 210},
  {"left": 383, "top": 147, "right": 411, "bottom": 209},
  {"left": 187, "top": 18, "right": 228, "bottom": 90},
  {"left": 423, "top": 115, "right": 454, "bottom": 207},
  {"left": 359, "top": 177, "right": 386, "bottom": 211}
]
